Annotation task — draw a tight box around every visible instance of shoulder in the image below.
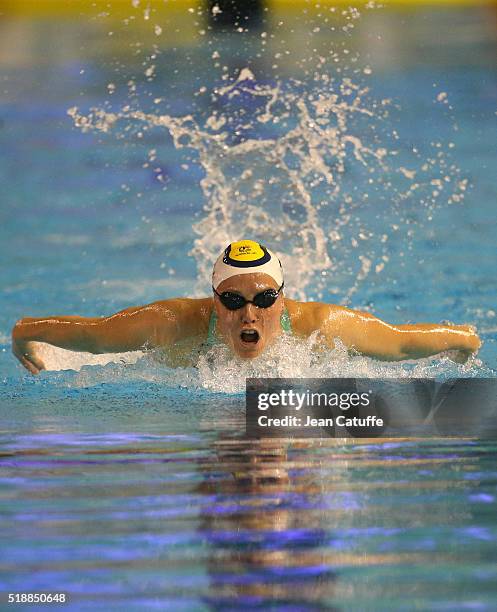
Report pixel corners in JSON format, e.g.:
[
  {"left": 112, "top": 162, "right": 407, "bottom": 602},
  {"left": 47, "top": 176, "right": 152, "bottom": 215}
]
[
  {"left": 284, "top": 298, "right": 358, "bottom": 336},
  {"left": 148, "top": 297, "right": 213, "bottom": 335},
  {"left": 150, "top": 296, "right": 213, "bottom": 315}
]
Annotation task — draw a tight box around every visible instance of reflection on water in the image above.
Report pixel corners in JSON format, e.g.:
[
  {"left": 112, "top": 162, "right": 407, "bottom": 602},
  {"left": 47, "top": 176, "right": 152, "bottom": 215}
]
[
  {"left": 1, "top": 412, "right": 497, "bottom": 609},
  {"left": 198, "top": 436, "right": 338, "bottom": 608}
]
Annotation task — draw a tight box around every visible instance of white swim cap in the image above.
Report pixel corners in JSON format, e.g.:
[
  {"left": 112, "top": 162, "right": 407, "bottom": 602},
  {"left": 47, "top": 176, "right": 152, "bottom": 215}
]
[{"left": 212, "top": 239, "right": 284, "bottom": 290}]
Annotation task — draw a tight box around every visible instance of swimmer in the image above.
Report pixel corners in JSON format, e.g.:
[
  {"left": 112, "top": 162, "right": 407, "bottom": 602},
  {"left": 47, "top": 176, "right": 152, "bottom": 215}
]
[{"left": 12, "top": 239, "right": 481, "bottom": 374}]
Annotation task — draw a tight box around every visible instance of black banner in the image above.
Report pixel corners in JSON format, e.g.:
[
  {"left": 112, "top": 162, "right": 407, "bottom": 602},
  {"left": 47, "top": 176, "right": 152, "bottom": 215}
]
[{"left": 246, "top": 378, "right": 497, "bottom": 438}]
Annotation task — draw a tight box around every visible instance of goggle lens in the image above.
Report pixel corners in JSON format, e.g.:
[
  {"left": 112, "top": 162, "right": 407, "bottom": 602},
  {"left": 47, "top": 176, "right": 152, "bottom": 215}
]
[
  {"left": 220, "top": 293, "right": 246, "bottom": 310},
  {"left": 254, "top": 290, "right": 279, "bottom": 308}
]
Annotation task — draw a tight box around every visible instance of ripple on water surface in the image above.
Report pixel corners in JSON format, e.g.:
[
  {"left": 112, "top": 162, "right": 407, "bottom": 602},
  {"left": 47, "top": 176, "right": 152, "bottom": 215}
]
[{"left": 1, "top": 431, "right": 497, "bottom": 609}]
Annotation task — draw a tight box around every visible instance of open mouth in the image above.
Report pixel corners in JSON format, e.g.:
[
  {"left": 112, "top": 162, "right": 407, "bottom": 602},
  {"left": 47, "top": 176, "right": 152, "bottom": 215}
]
[{"left": 240, "top": 329, "right": 260, "bottom": 344}]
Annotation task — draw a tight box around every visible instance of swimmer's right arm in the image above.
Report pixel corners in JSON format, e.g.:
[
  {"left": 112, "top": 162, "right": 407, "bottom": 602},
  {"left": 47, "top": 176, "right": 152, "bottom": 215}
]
[{"left": 11, "top": 299, "right": 208, "bottom": 375}]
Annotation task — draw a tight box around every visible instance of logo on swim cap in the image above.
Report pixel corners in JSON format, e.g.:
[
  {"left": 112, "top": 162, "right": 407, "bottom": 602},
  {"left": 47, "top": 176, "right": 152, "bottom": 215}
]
[
  {"left": 212, "top": 239, "right": 284, "bottom": 290},
  {"left": 224, "top": 240, "right": 271, "bottom": 268}
]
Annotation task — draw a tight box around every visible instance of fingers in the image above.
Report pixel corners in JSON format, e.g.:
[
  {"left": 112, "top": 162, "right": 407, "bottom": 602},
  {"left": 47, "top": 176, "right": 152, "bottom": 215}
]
[
  {"left": 29, "top": 353, "right": 46, "bottom": 372},
  {"left": 14, "top": 349, "right": 45, "bottom": 375},
  {"left": 454, "top": 349, "right": 471, "bottom": 364},
  {"left": 12, "top": 340, "right": 46, "bottom": 375},
  {"left": 444, "top": 349, "right": 468, "bottom": 364},
  {"left": 20, "top": 355, "right": 42, "bottom": 375}
]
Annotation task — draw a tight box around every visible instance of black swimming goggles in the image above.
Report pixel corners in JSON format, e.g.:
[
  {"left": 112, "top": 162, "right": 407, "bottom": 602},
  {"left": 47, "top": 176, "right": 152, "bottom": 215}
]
[{"left": 213, "top": 282, "right": 284, "bottom": 311}]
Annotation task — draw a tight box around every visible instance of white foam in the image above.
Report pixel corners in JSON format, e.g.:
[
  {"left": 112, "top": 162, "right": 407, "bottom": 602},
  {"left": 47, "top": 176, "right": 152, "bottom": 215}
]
[
  {"left": 68, "top": 67, "right": 468, "bottom": 305},
  {"left": 27, "top": 331, "right": 489, "bottom": 392},
  {"left": 195, "top": 333, "right": 487, "bottom": 394},
  {"left": 33, "top": 342, "right": 144, "bottom": 372}
]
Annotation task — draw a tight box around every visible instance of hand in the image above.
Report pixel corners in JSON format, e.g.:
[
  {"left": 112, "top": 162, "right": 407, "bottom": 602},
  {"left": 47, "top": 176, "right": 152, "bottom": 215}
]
[
  {"left": 445, "top": 326, "right": 481, "bottom": 364},
  {"left": 446, "top": 348, "right": 473, "bottom": 364},
  {"left": 12, "top": 337, "right": 46, "bottom": 375}
]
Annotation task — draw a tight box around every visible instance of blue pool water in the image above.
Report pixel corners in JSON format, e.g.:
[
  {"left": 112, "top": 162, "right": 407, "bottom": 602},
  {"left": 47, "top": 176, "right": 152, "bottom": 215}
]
[{"left": 1, "top": 4, "right": 497, "bottom": 609}]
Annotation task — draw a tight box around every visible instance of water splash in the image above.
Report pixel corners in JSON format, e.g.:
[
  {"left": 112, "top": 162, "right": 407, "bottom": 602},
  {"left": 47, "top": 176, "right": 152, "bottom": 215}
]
[
  {"left": 68, "top": 59, "right": 467, "bottom": 303},
  {"left": 195, "top": 333, "right": 488, "bottom": 393},
  {"left": 33, "top": 335, "right": 489, "bottom": 394},
  {"left": 33, "top": 341, "right": 144, "bottom": 372}
]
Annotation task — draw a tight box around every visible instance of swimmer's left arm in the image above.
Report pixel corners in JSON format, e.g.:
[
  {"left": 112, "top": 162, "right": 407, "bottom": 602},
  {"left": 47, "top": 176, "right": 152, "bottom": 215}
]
[{"left": 319, "top": 305, "right": 481, "bottom": 362}]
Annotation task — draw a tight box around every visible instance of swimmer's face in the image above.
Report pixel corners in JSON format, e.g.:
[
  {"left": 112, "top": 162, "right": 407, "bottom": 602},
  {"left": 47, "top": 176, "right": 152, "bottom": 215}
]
[{"left": 213, "top": 273, "right": 285, "bottom": 359}]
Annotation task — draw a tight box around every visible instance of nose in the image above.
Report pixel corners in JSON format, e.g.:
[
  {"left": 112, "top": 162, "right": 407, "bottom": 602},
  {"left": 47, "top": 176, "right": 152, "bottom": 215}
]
[{"left": 241, "top": 302, "right": 258, "bottom": 324}]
